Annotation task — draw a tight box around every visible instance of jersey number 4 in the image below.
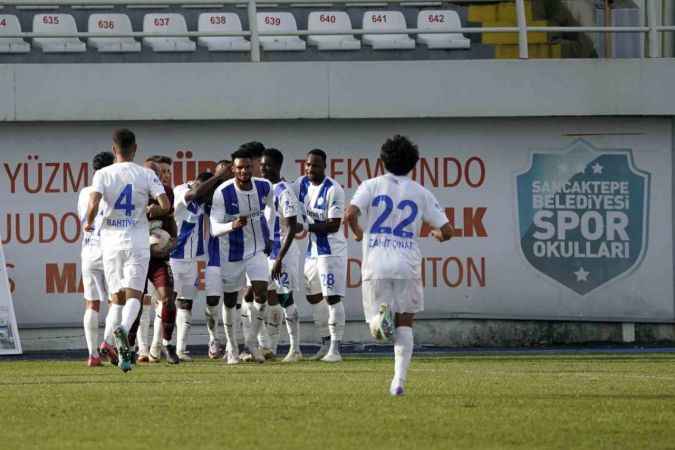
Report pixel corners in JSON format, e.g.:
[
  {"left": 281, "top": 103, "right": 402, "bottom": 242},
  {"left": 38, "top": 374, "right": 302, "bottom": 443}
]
[
  {"left": 370, "top": 195, "right": 417, "bottom": 238},
  {"left": 114, "top": 184, "right": 135, "bottom": 217}
]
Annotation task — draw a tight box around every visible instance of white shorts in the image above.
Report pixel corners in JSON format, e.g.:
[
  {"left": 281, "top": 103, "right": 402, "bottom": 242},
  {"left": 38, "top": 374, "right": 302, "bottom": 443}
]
[
  {"left": 268, "top": 253, "right": 298, "bottom": 295},
  {"left": 170, "top": 259, "right": 199, "bottom": 299},
  {"left": 219, "top": 252, "right": 269, "bottom": 294},
  {"left": 102, "top": 248, "right": 150, "bottom": 294},
  {"left": 304, "top": 255, "right": 347, "bottom": 298},
  {"left": 362, "top": 278, "right": 424, "bottom": 324},
  {"left": 205, "top": 266, "right": 223, "bottom": 298},
  {"left": 82, "top": 255, "right": 108, "bottom": 302}
]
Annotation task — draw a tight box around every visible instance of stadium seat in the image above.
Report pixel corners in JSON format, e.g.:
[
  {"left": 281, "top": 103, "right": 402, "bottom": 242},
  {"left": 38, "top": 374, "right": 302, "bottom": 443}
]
[
  {"left": 362, "top": 11, "right": 415, "bottom": 50},
  {"left": 256, "top": 12, "right": 305, "bottom": 51},
  {"left": 307, "top": 11, "right": 360, "bottom": 51},
  {"left": 197, "top": 13, "right": 250, "bottom": 52},
  {"left": 143, "top": 14, "right": 196, "bottom": 52},
  {"left": 33, "top": 14, "right": 86, "bottom": 53},
  {"left": 0, "top": 15, "right": 30, "bottom": 53},
  {"left": 88, "top": 14, "right": 141, "bottom": 53},
  {"left": 417, "top": 10, "right": 470, "bottom": 49}
]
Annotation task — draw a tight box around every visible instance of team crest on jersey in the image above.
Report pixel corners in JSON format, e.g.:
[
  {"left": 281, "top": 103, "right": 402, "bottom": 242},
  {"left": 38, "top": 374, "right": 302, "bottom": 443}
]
[
  {"left": 316, "top": 196, "right": 325, "bottom": 207},
  {"left": 515, "top": 139, "right": 650, "bottom": 295}
]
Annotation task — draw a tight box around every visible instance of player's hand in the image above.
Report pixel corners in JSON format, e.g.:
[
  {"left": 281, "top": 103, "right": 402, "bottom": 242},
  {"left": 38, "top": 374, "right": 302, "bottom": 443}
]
[
  {"left": 146, "top": 204, "right": 161, "bottom": 219},
  {"left": 431, "top": 229, "right": 445, "bottom": 242},
  {"left": 84, "top": 222, "right": 95, "bottom": 232},
  {"left": 232, "top": 217, "right": 247, "bottom": 229},
  {"left": 352, "top": 224, "right": 364, "bottom": 242},
  {"left": 271, "top": 259, "right": 283, "bottom": 280},
  {"left": 263, "top": 239, "right": 272, "bottom": 256}
]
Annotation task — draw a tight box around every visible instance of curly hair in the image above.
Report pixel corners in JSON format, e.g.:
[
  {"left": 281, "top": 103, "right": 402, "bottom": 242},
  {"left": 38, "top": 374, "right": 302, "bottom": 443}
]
[
  {"left": 92, "top": 151, "right": 114, "bottom": 171},
  {"left": 380, "top": 135, "right": 419, "bottom": 176}
]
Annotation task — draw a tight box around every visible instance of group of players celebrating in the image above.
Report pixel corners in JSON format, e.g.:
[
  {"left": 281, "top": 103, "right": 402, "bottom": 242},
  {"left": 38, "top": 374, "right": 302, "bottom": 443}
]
[{"left": 77, "top": 129, "right": 452, "bottom": 396}]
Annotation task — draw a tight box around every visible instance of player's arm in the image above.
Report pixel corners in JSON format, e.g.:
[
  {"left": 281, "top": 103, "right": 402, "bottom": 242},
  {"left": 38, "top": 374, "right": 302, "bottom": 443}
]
[
  {"left": 185, "top": 172, "right": 228, "bottom": 203},
  {"left": 308, "top": 185, "right": 345, "bottom": 235},
  {"left": 424, "top": 190, "right": 454, "bottom": 242},
  {"left": 209, "top": 188, "right": 247, "bottom": 237},
  {"left": 343, "top": 205, "right": 363, "bottom": 242},
  {"left": 85, "top": 191, "right": 102, "bottom": 232},
  {"left": 271, "top": 190, "right": 300, "bottom": 279}
]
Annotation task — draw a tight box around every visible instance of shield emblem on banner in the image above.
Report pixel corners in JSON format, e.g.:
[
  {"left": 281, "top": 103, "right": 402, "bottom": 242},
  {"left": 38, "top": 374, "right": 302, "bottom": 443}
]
[{"left": 516, "top": 139, "right": 650, "bottom": 295}]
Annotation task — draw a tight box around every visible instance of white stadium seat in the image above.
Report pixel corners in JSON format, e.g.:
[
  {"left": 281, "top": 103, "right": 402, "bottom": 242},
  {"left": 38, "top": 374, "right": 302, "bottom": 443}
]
[
  {"left": 143, "top": 14, "right": 196, "bottom": 52},
  {"left": 88, "top": 14, "right": 141, "bottom": 53},
  {"left": 33, "top": 14, "right": 86, "bottom": 53},
  {"left": 197, "top": 13, "right": 250, "bottom": 52},
  {"left": 362, "top": 11, "right": 415, "bottom": 50},
  {"left": 256, "top": 12, "right": 305, "bottom": 51},
  {"left": 0, "top": 15, "right": 30, "bottom": 53},
  {"left": 417, "top": 10, "right": 470, "bottom": 49},
  {"left": 307, "top": 11, "right": 360, "bottom": 51}
]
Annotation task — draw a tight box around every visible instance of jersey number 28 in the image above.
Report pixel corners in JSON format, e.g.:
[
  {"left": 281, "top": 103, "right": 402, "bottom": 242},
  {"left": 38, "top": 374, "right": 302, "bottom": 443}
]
[
  {"left": 114, "top": 184, "right": 135, "bottom": 217},
  {"left": 370, "top": 195, "right": 418, "bottom": 238}
]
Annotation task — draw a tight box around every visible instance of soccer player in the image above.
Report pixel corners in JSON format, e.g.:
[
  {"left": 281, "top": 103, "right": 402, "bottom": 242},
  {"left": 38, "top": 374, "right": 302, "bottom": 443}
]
[
  {"left": 77, "top": 151, "right": 114, "bottom": 367},
  {"left": 210, "top": 149, "right": 273, "bottom": 364},
  {"left": 344, "top": 135, "right": 453, "bottom": 396},
  {"left": 170, "top": 171, "right": 213, "bottom": 361},
  {"left": 85, "top": 129, "right": 170, "bottom": 372},
  {"left": 260, "top": 148, "right": 303, "bottom": 362},
  {"left": 295, "top": 149, "right": 347, "bottom": 363}
]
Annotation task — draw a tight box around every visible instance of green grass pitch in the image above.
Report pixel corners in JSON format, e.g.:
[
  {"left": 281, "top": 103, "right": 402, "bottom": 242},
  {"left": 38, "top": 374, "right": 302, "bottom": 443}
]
[{"left": 2, "top": 353, "right": 675, "bottom": 450}]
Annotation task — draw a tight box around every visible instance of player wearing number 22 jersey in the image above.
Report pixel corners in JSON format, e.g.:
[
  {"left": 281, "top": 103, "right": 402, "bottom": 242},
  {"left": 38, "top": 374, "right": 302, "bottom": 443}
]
[
  {"left": 86, "top": 129, "right": 171, "bottom": 373},
  {"left": 345, "top": 135, "right": 453, "bottom": 396}
]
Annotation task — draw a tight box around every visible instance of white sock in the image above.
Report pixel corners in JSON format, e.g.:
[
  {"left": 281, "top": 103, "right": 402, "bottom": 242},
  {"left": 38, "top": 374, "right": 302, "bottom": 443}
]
[
  {"left": 83, "top": 308, "right": 99, "bottom": 357},
  {"left": 240, "top": 301, "right": 252, "bottom": 349},
  {"left": 328, "top": 302, "right": 345, "bottom": 354},
  {"left": 222, "top": 305, "right": 238, "bottom": 353},
  {"left": 311, "top": 300, "right": 330, "bottom": 343},
  {"left": 103, "top": 304, "right": 122, "bottom": 345},
  {"left": 234, "top": 304, "right": 244, "bottom": 348},
  {"left": 137, "top": 304, "right": 152, "bottom": 355},
  {"left": 393, "top": 326, "right": 414, "bottom": 387},
  {"left": 258, "top": 321, "right": 271, "bottom": 349},
  {"left": 176, "top": 304, "right": 192, "bottom": 355},
  {"left": 284, "top": 304, "right": 300, "bottom": 353},
  {"left": 246, "top": 302, "right": 265, "bottom": 350},
  {"left": 205, "top": 303, "right": 220, "bottom": 343},
  {"left": 151, "top": 304, "right": 162, "bottom": 353},
  {"left": 121, "top": 298, "right": 141, "bottom": 333},
  {"left": 265, "top": 304, "right": 283, "bottom": 355}
]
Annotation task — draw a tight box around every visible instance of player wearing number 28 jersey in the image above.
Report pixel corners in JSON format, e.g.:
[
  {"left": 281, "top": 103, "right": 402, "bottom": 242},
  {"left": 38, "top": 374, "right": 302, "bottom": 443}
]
[
  {"left": 86, "top": 129, "right": 171, "bottom": 373},
  {"left": 345, "top": 135, "right": 453, "bottom": 396}
]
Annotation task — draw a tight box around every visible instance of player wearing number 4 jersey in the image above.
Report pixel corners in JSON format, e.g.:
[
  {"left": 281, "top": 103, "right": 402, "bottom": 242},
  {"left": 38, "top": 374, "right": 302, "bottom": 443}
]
[
  {"left": 294, "top": 149, "right": 347, "bottom": 363},
  {"left": 345, "top": 135, "right": 454, "bottom": 396},
  {"left": 86, "top": 128, "right": 171, "bottom": 373}
]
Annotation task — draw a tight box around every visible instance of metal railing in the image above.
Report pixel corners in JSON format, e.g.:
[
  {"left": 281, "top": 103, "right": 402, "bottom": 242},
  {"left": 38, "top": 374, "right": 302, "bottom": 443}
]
[{"left": 0, "top": 0, "right": 668, "bottom": 61}]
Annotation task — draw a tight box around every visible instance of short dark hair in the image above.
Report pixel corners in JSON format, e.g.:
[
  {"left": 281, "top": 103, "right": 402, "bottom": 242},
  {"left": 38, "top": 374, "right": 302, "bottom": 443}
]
[
  {"left": 239, "top": 141, "right": 265, "bottom": 159},
  {"left": 231, "top": 148, "right": 253, "bottom": 161},
  {"left": 146, "top": 155, "right": 172, "bottom": 165},
  {"left": 380, "top": 135, "right": 419, "bottom": 176},
  {"left": 262, "top": 148, "right": 284, "bottom": 168},
  {"left": 216, "top": 159, "right": 231, "bottom": 167},
  {"left": 93, "top": 152, "right": 114, "bottom": 171},
  {"left": 307, "top": 148, "right": 327, "bottom": 165},
  {"left": 112, "top": 129, "right": 136, "bottom": 154},
  {"left": 196, "top": 171, "right": 213, "bottom": 182}
]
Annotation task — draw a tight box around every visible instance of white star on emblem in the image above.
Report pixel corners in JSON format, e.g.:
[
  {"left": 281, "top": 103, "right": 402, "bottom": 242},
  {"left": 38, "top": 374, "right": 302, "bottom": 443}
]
[
  {"left": 591, "top": 163, "right": 603, "bottom": 174},
  {"left": 574, "top": 267, "right": 590, "bottom": 282}
]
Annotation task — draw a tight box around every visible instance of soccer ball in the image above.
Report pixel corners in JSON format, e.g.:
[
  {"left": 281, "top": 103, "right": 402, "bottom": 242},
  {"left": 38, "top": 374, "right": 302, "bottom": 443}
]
[{"left": 149, "top": 228, "right": 172, "bottom": 258}]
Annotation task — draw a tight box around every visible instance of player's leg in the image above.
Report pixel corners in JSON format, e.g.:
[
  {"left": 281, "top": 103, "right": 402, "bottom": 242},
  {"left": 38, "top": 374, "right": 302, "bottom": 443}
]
[
  {"left": 173, "top": 260, "right": 198, "bottom": 362},
  {"left": 319, "top": 256, "right": 346, "bottom": 363},
  {"left": 136, "top": 295, "right": 153, "bottom": 362},
  {"left": 148, "top": 285, "right": 163, "bottom": 362},
  {"left": 280, "top": 292, "right": 302, "bottom": 363},
  {"left": 144, "top": 258, "right": 179, "bottom": 364},
  {"left": 100, "top": 251, "right": 123, "bottom": 365},
  {"left": 220, "top": 260, "right": 246, "bottom": 363},
  {"left": 265, "top": 289, "right": 283, "bottom": 358},
  {"left": 389, "top": 279, "right": 423, "bottom": 397},
  {"left": 305, "top": 257, "right": 330, "bottom": 360},
  {"left": 82, "top": 259, "right": 106, "bottom": 367},
  {"left": 238, "top": 289, "right": 253, "bottom": 361},
  {"left": 205, "top": 266, "right": 224, "bottom": 358},
  {"left": 247, "top": 252, "right": 271, "bottom": 363}
]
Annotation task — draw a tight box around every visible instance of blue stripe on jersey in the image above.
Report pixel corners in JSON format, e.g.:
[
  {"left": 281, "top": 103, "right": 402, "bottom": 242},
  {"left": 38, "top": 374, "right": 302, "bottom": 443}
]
[
  {"left": 171, "top": 221, "right": 196, "bottom": 259},
  {"left": 207, "top": 235, "right": 220, "bottom": 266},
  {"left": 298, "top": 176, "right": 310, "bottom": 203},
  {"left": 255, "top": 180, "right": 271, "bottom": 243},
  {"left": 196, "top": 214, "right": 204, "bottom": 257},
  {"left": 270, "top": 182, "right": 287, "bottom": 259},
  {"left": 222, "top": 183, "right": 244, "bottom": 262},
  {"left": 313, "top": 178, "right": 333, "bottom": 256}
]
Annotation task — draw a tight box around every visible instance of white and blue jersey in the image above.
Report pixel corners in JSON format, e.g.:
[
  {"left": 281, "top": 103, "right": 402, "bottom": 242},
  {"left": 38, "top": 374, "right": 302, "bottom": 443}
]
[
  {"left": 265, "top": 180, "right": 301, "bottom": 260},
  {"left": 295, "top": 175, "right": 347, "bottom": 258},
  {"left": 350, "top": 173, "right": 448, "bottom": 280},
  {"left": 78, "top": 185, "right": 105, "bottom": 261},
  {"left": 170, "top": 183, "right": 205, "bottom": 261},
  {"left": 210, "top": 177, "right": 273, "bottom": 263}
]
